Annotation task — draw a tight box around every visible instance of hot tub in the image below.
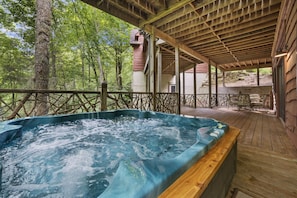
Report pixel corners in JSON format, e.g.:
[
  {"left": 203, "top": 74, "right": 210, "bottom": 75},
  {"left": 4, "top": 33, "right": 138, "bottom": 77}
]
[{"left": 0, "top": 110, "right": 233, "bottom": 197}]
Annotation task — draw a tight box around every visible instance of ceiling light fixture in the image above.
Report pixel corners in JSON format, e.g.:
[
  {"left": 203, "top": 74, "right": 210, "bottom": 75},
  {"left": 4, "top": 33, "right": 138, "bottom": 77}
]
[{"left": 274, "top": 51, "right": 288, "bottom": 57}]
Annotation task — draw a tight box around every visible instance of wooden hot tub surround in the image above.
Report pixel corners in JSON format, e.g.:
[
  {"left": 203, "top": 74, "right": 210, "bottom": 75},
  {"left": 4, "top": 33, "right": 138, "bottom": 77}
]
[{"left": 160, "top": 126, "right": 240, "bottom": 198}]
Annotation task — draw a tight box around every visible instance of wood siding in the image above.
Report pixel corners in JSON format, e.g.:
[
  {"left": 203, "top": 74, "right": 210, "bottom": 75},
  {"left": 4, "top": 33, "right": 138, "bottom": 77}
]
[
  {"left": 131, "top": 31, "right": 146, "bottom": 71},
  {"left": 273, "top": 0, "right": 297, "bottom": 148},
  {"left": 285, "top": 0, "right": 297, "bottom": 147}
]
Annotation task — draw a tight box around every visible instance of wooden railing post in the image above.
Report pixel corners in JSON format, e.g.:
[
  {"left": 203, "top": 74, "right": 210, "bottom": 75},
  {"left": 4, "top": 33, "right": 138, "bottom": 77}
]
[
  {"left": 208, "top": 60, "right": 212, "bottom": 108},
  {"left": 101, "top": 82, "right": 107, "bottom": 111}
]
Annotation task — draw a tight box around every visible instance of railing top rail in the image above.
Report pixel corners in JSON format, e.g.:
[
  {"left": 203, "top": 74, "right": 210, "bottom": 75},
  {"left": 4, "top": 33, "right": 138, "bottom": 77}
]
[
  {"left": 0, "top": 89, "right": 180, "bottom": 95},
  {"left": 108, "top": 91, "right": 152, "bottom": 94},
  {"left": 107, "top": 92, "right": 177, "bottom": 94},
  {"left": 157, "top": 92, "right": 178, "bottom": 95},
  {"left": 0, "top": 89, "right": 100, "bottom": 94}
]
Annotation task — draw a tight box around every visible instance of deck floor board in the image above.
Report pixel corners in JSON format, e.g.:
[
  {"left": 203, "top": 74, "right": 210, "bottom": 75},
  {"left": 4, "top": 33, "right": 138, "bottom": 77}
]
[{"left": 181, "top": 107, "right": 297, "bottom": 198}]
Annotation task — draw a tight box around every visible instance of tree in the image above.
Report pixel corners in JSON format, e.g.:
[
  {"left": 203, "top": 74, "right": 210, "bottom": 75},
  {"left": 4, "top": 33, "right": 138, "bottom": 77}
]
[
  {"left": 0, "top": 0, "right": 133, "bottom": 92},
  {"left": 97, "top": 11, "right": 133, "bottom": 90},
  {"left": 56, "top": 0, "right": 133, "bottom": 91},
  {"left": 0, "top": 33, "right": 33, "bottom": 88},
  {"left": 0, "top": 0, "right": 36, "bottom": 47},
  {"left": 34, "top": 0, "right": 52, "bottom": 115}
]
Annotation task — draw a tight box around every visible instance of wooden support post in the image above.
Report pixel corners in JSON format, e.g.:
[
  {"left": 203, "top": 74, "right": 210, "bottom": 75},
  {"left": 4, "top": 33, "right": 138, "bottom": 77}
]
[
  {"left": 223, "top": 71, "right": 226, "bottom": 87},
  {"left": 175, "top": 47, "right": 181, "bottom": 114},
  {"left": 182, "top": 70, "right": 186, "bottom": 105},
  {"left": 257, "top": 67, "right": 260, "bottom": 86},
  {"left": 149, "top": 29, "right": 157, "bottom": 111},
  {"left": 157, "top": 47, "right": 162, "bottom": 92},
  {"left": 101, "top": 82, "right": 107, "bottom": 111},
  {"left": 193, "top": 64, "right": 197, "bottom": 109},
  {"left": 208, "top": 61, "right": 212, "bottom": 108},
  {"left": 215, "top": 66, "right": 218, "bottom": 106}
]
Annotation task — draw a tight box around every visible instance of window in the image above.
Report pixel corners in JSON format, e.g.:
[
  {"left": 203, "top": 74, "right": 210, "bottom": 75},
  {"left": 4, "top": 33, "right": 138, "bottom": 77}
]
[{"left": 169, "top": 84, "right": 176, "bottom": 93}]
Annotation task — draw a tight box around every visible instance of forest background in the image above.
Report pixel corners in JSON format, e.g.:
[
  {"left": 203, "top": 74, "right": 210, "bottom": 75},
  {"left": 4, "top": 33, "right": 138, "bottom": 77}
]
[{"left": 0, "top": 0, "right": 134, "bottom": 91}]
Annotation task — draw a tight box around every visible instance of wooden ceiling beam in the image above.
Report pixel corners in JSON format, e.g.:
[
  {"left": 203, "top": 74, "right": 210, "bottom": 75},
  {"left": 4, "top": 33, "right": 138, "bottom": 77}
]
[
  {"left": 82, "top": 0, "right": 281, "bottom": 72},
  {"left": 146, "top": 0, "right": 166, "bottom": 9},
  {"left": 175, "top": 12, "right": 278, "bottom": 42},
  {"left": 210, "top": 49, "right": 272, "bottom": 58},
  {"left": 153, "top": 0, "right": 218, "bottom": 29},
  {"left": 160, "top": 14, "right": 203, "bottom": 33},
  {"left": 207, "top": 45, "right": 272, "bottom": 57},
  {"left": 160, "top": 0, "right": 279, "bottom": 35},
  {"left": 218, "top": 19, "right": 277, "bottom": 39},
  {"left": 154, "top": 0, "right": 238, "bottom": 29},
  {"left": 227, "top": 36, "right": 275, "bottom": 48},
  {"left": 188, "top": 28, "right": 274, "bottom": 50},
  {"left": 126, "top": 0, "right": 157, "bottom": 15},
  {"left": 189, "top": 2, "right": 239, "bottom": 63},
  {"left": 175, "top": 16, "right": 277, "bottom": 46},
  {"left": 193, "top": 0, "right": 257, "bottom": 23},
  {"left": 165, "top": 2, "right": 279, "bottom": 43},
  {"left": 219, "top": 58, "right": 272, "bottom": 66},
  {"left": 160, "top": 46, "right": 195, "bottom": 64},
  {"left": 210, "top": 7, "right": 279, "bottom": 32},
  {"left": 234, "top": 48, "right": 272, "bottom": 56},
  {"left": 199, "top": 45, "right": 272, "bottom": 57},
  {"left": 220, "top": 62, "right": 272, "bottom": 71},
  {"left": 139, "top": 0, "right": 196, "bottom": 28},
  {"left": 81, "top": 0, "right": 141, "bottom": 26},
  {"left": 160, "top": 1, "right": 278, "bottom": 65},
  {"left": 144, "top": 25, "right": 214, "bottom": 65},
  {"left": 220, "top": 26, "right": 275, "bottom": 43},
  {"left": 195, "top": 0, "right": 280, "bottom": 26}
]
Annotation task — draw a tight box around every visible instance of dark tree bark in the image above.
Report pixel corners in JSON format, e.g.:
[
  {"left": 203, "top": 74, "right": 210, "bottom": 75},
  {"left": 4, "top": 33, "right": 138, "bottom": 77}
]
[
  {"left": 50, "top": 44, "right": 57, "bottom": 89},
  {"left": 34, "top": 0, "right": 52, "bottom": 115},
  {"left": 116, "top": 50, "right": 123, "bottom": 90}
]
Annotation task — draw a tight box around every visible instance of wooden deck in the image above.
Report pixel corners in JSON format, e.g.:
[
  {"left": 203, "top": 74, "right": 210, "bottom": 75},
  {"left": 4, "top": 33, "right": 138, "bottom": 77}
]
[{"left": 181, "top": 107, "right": 297, "bottom": 198}]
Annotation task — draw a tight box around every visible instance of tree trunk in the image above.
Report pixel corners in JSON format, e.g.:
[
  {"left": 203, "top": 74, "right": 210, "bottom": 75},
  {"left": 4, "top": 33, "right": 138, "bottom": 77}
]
[
  {"left": 50, "top": 46, "right": 57, "bottom": 89},
  {"left": 116, "top": 50, "right": 123, "bottom": 90},
  {"left": 81, "top": 44, "right": 85, "bottom": 89},
  {"left": 97, "top": 54, "right": 105, "bottom": 85},
  {"left": 34, "top": 0, "right": 52, "bottom": 116}
]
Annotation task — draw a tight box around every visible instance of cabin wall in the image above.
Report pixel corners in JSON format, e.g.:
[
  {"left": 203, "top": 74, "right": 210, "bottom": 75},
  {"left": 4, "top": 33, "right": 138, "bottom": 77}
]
[
  {"left": 132, "top": 71, "right": 146, "bottom": 92},
  {"left": 180, "top": 73, "right": 208, "bottom": 94},
  {"left": 132, "top": 71, "right": 173, "bottom": 93},
  {"left": 131, "top": 33, "right": 145, "bottom": 72},
  {"left": 284, "top": 0, "right": 297, "bottom": 147},
  {"left": 273, "top": 0, "right": 297, "bottom": 148},
  {"left": 218, "top": 86, "right": 272, "bottom": 95}
]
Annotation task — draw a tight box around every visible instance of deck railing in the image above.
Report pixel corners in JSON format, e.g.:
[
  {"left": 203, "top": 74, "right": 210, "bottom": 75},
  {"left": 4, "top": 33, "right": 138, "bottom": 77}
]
[
  {"left": 155, "top": 93, "right": 179, "bottom": 113},
  {"left": 0, "top": 89, "right": 178, "bottom": 121},
  {"left": 0, "top": 89, "right": 271, "bottom": 121},
  {"left": 181, "top": 93, "right": 272, "bottom": 109}
]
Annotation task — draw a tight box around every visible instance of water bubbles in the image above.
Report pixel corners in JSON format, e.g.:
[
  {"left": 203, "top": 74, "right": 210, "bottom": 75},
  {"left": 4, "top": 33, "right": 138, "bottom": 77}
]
[{"left": 1, "top": 116, "right": 198, "bottom": 197}]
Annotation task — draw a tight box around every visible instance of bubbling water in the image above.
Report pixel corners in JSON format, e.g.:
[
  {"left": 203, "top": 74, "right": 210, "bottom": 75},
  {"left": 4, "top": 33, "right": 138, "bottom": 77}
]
[{"left": 0, "top": 116, "right": 197, "bottom": 197}]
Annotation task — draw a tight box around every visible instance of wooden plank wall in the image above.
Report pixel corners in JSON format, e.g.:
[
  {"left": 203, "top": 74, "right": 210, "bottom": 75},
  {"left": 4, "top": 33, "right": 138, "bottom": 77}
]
[
  {"left": 283, "top": 0, "right": 297, "bottom": 147},
  {"left": 131, "top": 31, "right": 146, "bottom": 71}
]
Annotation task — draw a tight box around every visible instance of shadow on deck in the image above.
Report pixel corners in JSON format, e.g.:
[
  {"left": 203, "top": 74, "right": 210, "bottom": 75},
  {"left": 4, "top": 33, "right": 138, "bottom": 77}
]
[{"left": 181, "top": 106, "right": 297, "bottom": 198}]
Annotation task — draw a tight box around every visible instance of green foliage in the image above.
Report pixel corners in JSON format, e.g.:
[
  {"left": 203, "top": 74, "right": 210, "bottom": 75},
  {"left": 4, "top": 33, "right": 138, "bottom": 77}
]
[
  {"left": 0, "top": 0, "right": 134, "bottom": 91},
  {"left": 0, "top": 0, "right": 36, "bottom": 46},
  {"left": 0, "top": 33, "right": 33, "bottom": 88},
  {"left": 49, "top": 0, "right": 134, "bottom": 91},
  {"left": 259, "top": 68, "right": 272, "bottom": 75}
]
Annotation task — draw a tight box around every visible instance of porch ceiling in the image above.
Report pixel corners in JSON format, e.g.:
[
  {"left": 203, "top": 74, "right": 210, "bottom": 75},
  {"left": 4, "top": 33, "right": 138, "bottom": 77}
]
[{"left": 81, "top": 0, "right": 281, "bottom": 72}]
